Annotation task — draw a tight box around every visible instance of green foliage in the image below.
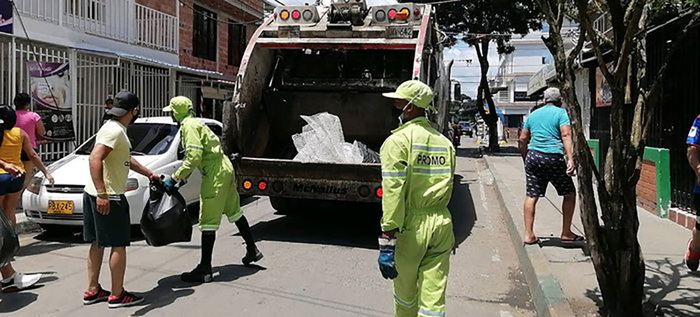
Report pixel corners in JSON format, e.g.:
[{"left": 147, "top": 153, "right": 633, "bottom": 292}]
[
  {"left": 402, "top": 0, "right": 543, "bottom": 47},
  {"left": 648, "top": 0, "right": 700, "bottom": 24}
]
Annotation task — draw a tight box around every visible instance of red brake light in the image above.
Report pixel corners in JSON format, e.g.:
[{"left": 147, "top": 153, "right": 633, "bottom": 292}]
[
  {"left": 376, "top": 188, "right": 383, "bottom": 198},
  {"left": 292, "top": 10, "right": 301, "bottom": 20},
  {"left": 258, "top": 181, "right": 268, "bottom": 191},
  {"left": 414, "top": 9, "right": 420, "bottom": 16},
  {"left": 388, "top": 9, "right": 397, "bottom": 20}
]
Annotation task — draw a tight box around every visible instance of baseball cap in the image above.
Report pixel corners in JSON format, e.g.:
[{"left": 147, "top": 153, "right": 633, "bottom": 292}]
[
  {"left": 163, "top": 96, "right": 193, "bottom": 114},
  {"left": 106, "top": 91, "right": 139, "bottom": 116},
  {"left": 382, "top": 80, "right": 435, "bottom": 111}
]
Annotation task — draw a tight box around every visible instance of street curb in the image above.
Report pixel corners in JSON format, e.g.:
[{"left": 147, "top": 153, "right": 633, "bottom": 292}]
[{"left": 482, "top": 155, "right": 576, "bottom": 317}]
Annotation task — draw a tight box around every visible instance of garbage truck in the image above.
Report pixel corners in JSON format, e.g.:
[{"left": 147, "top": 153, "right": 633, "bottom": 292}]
[{"left": 223, "top": 0, "right": 451, "bottom": 211}]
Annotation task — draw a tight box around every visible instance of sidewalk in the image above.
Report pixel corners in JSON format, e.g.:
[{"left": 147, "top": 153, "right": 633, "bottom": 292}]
[{"left": 484, "top": 147, "right": 700, "bottom": 317}]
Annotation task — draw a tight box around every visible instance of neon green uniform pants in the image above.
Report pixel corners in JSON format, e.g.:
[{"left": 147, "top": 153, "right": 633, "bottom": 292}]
[
  {"left": 198, "top": 158, "right": 243, "bottom": 231},
  {"left": 394, "top": 207, "right": 454, "bottom": 317}
]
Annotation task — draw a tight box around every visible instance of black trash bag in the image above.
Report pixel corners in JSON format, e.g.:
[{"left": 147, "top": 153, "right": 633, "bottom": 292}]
[
  {"left": 140, "top": 180, "right": 192, "bottom": 247},
  {"left": 0, "top": 210, "right": 19, "bottom": 267}
]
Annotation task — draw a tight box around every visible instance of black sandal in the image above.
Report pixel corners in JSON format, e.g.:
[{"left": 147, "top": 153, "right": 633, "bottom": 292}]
[
  {"left": 523, "top": 239, "right": 541, "bottom": 246},
  {"left": 561, "top": 234, "right": 585, "bottom": 243}
]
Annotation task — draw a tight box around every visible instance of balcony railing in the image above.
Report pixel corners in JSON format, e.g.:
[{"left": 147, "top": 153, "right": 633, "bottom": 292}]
[
  {"left": 14, "top": 0, "right": 177, "bottom": 53},
  {"left": 593, "top": 13, "right": 613, "bottom": 38}
]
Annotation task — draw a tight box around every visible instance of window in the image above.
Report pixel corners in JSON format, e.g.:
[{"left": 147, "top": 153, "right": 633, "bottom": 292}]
[
  {"left": 66, "top": 0, "right": 105, "bottom": 22},
  {"left": 228, "top": 21, "right": 247, "bottom": 66},
  {"left": 76, "top": 124, "right": 179, "bottom": 156},
  {"left": 499, "top": 90, "right": 509, "bottom": 102},
  {"left": 514, "top": 91, "right": 538, "bottom": 102},
  {"left": 206, "top": 123, "right": 223, "bottom": 136},
  {"left": 193, "top": 5, "right": 218, "bottom": 61}
]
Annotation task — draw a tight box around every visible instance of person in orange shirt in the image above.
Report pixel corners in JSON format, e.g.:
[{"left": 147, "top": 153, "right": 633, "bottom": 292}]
[{"left": 0, "top": 104, "right": 53, "bottom": 292}]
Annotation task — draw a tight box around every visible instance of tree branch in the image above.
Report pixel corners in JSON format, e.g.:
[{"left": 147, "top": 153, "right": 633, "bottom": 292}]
[
  {"left": 534, "top": 0, "right": 559, "bottom": 30},
  {"left": 606, "top": 0, "right": 626, "bottom": 51},
  {"left": 575, "top": 0, "right": 614, "bottom": 84},
  {"left": 615, "top": 0, "right": 645, "bottom": 83},
  {"left": 566, "top": 26, "right": 587, "bottom": 69}
]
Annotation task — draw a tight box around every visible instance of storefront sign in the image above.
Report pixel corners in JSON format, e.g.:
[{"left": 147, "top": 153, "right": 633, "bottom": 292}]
[
  {"left": 0, "top": 0, "right": 12, "bottom": 34},
  {"left": 28, "top": 61, "right": 75, "bottom": 142}
]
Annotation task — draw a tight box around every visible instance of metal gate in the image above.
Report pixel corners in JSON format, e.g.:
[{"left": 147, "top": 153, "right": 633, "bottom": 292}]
[
  {"left": 646, "top": 19, "right": 700, "bottom": 214},
  {"left": 0, "top": 36, "right": 173, "bottom": 162}
]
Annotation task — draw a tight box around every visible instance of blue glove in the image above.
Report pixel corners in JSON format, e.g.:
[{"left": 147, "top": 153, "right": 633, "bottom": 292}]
[
  {"left": 163, "top": 177, "right": 178, "bottom": 192},
  {"left": 378, "top": 237, "right": 398, "bottom": 279}
]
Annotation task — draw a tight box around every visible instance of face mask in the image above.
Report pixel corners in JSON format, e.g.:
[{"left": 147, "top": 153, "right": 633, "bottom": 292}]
[
  {"left": 129, "top": 110, "right": 139, "bottom": 125},
  {"left": 398, "top": 103, "right": 411, "bottom": 126}
]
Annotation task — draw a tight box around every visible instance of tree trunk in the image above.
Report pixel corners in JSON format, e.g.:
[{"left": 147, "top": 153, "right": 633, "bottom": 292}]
[
  {"left": 597, "top": 195, "right": 646, "bottom": 317},
  {"left": 474, "top": 38, "right": 500, "bottom": 152},
  {"left": 535, "top": 1, "right": 647, "bottom": 313}
]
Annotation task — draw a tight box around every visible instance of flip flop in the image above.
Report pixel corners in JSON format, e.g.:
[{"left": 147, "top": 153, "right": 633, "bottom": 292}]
[
  {"left": 523, "top": 239, "right": 540, "bottom": 246},
  {"left": 561, "top": 234, "right": 585, "bottom": 243}
]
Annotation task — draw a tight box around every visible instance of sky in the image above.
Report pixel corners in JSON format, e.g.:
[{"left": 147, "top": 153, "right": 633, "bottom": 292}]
[
  {"left": 274, "top": 0, "right": 502, "bottom": 98},
  {"left": 444, "top": 41, "right": 500, "bottom": 99}
]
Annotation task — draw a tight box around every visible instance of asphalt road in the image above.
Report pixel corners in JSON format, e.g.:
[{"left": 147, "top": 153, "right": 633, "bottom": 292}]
[{"left": 0, "top": 143, "right": 535, "bottom": 317}]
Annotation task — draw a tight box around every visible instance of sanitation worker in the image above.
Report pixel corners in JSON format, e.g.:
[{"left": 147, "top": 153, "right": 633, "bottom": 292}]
[
  {"left": 378, "top": 80, "right": 456, "bottom": 317},
  {"left": 163, "top": 96, "right": 263, "bottom": 283}
]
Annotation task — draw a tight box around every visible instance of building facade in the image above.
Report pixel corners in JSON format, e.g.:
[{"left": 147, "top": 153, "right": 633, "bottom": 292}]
[
  {"left": 2, "top": 0, "right": 262, "bottom": 160},
  {"left": 492, "top": 31, "right": 552, "bottom": 139}
]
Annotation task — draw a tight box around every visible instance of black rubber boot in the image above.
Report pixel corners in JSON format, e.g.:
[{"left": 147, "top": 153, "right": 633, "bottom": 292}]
[
  {"left": 182, "top": 232, "right": 215, "bottom": 283},
  {"left": 242, "top": 246, "right": 263, "bottom": 266},
  {"left": 181, "top": 264, "right": 213, "bottom": 283}
]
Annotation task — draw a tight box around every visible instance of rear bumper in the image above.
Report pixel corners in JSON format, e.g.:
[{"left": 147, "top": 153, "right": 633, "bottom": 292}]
[{"left": 236, "top": 157, "right": 382, "bottom": 202}]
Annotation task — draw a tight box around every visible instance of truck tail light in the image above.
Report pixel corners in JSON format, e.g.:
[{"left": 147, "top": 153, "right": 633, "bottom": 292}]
[
  {"left": 258, "top": 181, "right": 268, "bottom": 191},
  {"left": 280, "top": 10, "right": 290, "bottom": 20},
  {"left": 303, "top": 10, "right": 313, "bottom": 21},
  {"left": 272, "top": 181, "right": 283, "bottom": 192},
  {"left": 358, "top": 186, "right": 370, "bottom": 197},
  {"left": 388, "top": 9, "right": 397, "bottom": 20},
  {"left": 376, "top": 187, "right": 383, "bottom": 198},
  {"left": 397, "top": 8, "right": 410, "bottom": 21},
  {"left": 292, "top": 10, "right": 301, "bottom": 20},
  {"left": 414, "top": 9, "right": 420, "bottom": 17},
  {"left": 374, "top": 9, "right": 386, "bottom": 22},
  {"left": 242, "top": 179, "right": 253, "bottom": 190}
]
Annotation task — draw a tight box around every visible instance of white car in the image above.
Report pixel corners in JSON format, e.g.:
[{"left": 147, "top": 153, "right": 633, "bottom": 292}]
[{"left": 22, "top": 117, "right": 223, "bottom": 231}]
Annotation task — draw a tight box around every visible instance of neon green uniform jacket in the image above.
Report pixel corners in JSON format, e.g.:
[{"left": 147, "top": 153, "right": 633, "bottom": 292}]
[
  {"left": 380, "top": 117, "right": 456, "bottom": 317},
  {"left": 176, "top": 116, "right": 243, "bottom": 231}
]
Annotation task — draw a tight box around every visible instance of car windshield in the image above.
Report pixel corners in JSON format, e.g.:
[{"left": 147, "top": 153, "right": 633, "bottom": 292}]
[{"left": 75, "top": 123, "right": 178, "bottom": 156}]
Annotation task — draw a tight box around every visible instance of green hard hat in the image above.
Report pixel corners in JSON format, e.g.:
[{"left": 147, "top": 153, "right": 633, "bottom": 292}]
[
  {"left": 382, "top": 80, "right": 435, "bottom": 111},
  {"left": 163, "top": 96, "right": 193, "bottom": 115}
]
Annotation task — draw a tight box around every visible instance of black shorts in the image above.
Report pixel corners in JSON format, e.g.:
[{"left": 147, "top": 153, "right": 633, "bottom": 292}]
[
  {"left": 692, "top": 194, "right": 700, "bottom": 230},
  {"left": 0, "top": 174, "right": 25, "bottom": 195},
  {"left": 83, "top": 193, "right": 131, "bottom": 248},
  {"left": 525, "top": 150, "right": 576, "bottom": 197}
]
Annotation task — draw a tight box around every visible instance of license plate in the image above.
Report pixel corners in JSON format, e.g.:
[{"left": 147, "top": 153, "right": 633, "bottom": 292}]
[
  {"left": 48, "top": 200, "right": 74, "bottom": 214},
  {"left": 386, "top": 25, "right": 413, "bottom": 39}
]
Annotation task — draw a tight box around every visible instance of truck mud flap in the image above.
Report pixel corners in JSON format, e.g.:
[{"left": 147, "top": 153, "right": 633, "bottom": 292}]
[{"left": 234, "top": 157, "right": 382, "bottom": 203}]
